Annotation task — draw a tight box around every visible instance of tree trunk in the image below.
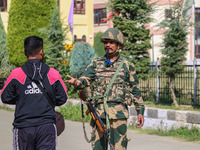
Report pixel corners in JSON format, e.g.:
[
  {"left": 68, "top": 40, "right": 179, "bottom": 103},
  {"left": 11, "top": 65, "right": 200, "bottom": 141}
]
[
  {"left": 169, "top": 76, "right": 179, "bottom": 107},
  {"left": 146, "top": 80, "right": 150, "bottom": 98}
]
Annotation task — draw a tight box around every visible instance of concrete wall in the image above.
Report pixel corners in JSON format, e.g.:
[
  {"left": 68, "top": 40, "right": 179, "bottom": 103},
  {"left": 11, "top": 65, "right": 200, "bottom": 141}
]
[
  {"left": 128, "top": 106, "right": 200, "bottom": 130},
  {"left": 0, "top": 0, "right": 11, "bottom": 32},
  {"left": 196, "top": 0, "right": 200, "bottom": 8},
  {"left": 66, "top": 100, "right": 200, "bottom": 130},
  {"left": 0, "top": 11, "right": 8, "bottom": 32}
]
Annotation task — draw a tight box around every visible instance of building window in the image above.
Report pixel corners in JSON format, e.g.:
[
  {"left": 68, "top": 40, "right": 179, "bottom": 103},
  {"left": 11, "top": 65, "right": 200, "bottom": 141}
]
[
  {"left": 0, "top": 0, "right": 7, "bottom": 11},
  {"left": 82, "top": 35, "right": 86, "bottom": 42},
  {"left": 196, "top": 45, "right": 200, "bottom": 59},
  {"left": 165, "top": 9, "right": 172, "bottom": 19},
  {"left": 94, "top": 8, "right": 107, "bottom": 24},
  {"left": 74, "top": 0, "right": 85, "bottom": 14},
  {"left": 195, "top": 8, "right": 200, "bottom": 58},
  {"left": 74, "top": 35, "right": 86, "bottom": 42},
  {"left": 195, "top": 8, "right": 200, "bottom": 39}
]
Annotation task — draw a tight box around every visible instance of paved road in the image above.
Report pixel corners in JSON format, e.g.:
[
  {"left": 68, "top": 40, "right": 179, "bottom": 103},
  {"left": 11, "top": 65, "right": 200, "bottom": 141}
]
[{"left": 0, "top": 109, "right": 199, "bottom": 150}]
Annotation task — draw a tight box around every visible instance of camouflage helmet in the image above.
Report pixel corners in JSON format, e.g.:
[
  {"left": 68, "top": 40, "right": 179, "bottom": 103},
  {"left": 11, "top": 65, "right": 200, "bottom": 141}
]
[{"left": 101, "top": 28, "right": 124, "bottom": 46}]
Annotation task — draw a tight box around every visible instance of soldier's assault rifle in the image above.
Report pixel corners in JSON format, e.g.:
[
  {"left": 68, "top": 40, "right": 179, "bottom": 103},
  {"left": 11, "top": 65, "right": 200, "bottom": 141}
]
[
  {"left": 79, "top": 90, "right": 114, "bottom": 150},
  {"left": 79, "top": 90, "right": 107, "bottom": 134}
]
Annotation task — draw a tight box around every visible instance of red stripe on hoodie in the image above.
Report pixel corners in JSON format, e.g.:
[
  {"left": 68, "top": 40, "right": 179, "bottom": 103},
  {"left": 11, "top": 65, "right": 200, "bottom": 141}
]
[
  {"left": 47, "top": 67, "right": 68, "bottom": 96},
  {"left": 1, "top": 68, "right": 26, "bottom": 94}
]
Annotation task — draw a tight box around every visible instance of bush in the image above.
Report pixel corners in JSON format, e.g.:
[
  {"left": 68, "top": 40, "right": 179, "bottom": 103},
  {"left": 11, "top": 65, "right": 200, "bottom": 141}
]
[
  {"left": 39, "top": 4, "right": 68, "bottom": 74},
  {"left": 7, "top": 0, "right": 57, "bottom": 67},
  {"left": 110, "top": 0, "right": 153, "bottom": 80},
  {"left": 70, "top": 42, "right": 95, "bottom": 78},
  {"left": 58, "top": 103, "right": 91, "bottom": 122},
  {"left": 93, "top": 32, "right": 105, "bottom": 57},
  {"left": 0, "top": 12, "right": 13, "bottom": 76}
]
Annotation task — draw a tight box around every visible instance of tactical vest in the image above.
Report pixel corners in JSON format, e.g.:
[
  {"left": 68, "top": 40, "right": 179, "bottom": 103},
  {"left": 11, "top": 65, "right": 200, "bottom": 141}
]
[{"left": 91, "top": 57, "right": 133, "bottom": 105}]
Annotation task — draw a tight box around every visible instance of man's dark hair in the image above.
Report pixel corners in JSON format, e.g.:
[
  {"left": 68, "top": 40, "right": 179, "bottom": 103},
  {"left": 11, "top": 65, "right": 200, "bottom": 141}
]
[{"left": 24, "top": 36, "right": 43, "bottom": 57}]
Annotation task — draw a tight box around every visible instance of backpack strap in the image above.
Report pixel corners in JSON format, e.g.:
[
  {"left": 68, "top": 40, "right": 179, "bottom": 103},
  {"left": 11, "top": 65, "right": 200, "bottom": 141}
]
[{"left": 34, "top": 80, "right": 55, "bottom": 109}]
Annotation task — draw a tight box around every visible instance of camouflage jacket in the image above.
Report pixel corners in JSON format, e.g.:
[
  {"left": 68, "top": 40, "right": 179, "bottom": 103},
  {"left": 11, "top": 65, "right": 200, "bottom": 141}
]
[{"left": 77, "top": 54, "right": 145, "bottom": 119}]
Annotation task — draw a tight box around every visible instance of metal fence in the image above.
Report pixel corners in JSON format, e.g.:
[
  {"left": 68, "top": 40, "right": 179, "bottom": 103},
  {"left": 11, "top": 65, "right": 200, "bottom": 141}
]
[
  {"left": 1, "top": 63, "right": 200, "bottom": 106},
  {"left": 139, "top": 63, "right": 200, "bottom": 106}
]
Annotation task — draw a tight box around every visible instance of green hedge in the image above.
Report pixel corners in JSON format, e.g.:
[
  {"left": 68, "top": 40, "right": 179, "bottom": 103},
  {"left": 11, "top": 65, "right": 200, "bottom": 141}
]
[{"left": 7, "top": 0, "right": 57, "bottom": 67}]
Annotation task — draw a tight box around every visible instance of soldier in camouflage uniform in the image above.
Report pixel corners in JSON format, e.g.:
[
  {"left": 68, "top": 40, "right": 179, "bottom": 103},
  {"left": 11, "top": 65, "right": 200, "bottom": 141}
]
[{"left": 66, "top": 28, "right": 144, "bottom": 150}]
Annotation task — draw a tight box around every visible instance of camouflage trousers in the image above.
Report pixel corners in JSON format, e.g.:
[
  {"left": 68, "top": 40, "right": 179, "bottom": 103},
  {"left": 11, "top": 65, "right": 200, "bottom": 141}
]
[{"left": 91, "top": 119, "right": 128, "bottom": 150}]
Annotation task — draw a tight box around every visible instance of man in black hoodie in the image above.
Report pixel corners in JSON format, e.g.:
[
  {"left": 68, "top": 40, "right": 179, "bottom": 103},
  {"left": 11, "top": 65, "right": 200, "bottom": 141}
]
[{"left": 1, "top": 36, "right": 68, "bottom": 150}]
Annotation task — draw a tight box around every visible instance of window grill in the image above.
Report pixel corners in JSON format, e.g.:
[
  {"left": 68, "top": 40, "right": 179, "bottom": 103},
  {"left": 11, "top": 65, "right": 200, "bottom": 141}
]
[
  {"left": 74, "top": 0, "right": 85, "bottom": 14},
  {"left": 94, "top": 8, "right": 107, "bottom": 24},
  {"left": 0, "top": 0, "right": 7, "bottom": 11}
]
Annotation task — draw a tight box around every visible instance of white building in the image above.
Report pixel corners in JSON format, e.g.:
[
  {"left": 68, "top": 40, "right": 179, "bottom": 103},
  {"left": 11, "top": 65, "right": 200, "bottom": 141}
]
[
  {"left": 149, "top": 0, "right": 200, "bottom": 63},
  {"left": 93, "top": 0, "right": 200, "bottom": 62}
]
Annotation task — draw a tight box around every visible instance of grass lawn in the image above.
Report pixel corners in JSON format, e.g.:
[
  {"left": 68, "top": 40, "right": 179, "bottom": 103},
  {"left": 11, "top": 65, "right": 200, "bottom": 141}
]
[
  {"left": 128, "top": 125, "right": 200, "bottom": 143},
  {"left": 143, "top": 101, "right": 200, "bottom": 112}
]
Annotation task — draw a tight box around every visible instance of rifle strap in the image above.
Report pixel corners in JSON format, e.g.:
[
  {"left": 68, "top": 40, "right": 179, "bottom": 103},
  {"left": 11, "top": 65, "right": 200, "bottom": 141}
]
[
  {"left": 103, "top": 57, "right": 125, "bottom": 140},
  {"left": 82, "top": 117, "right": 96, "bottom": 143},
  {"left": 81, "top": 99, "right": 96, "bottom": 143}
]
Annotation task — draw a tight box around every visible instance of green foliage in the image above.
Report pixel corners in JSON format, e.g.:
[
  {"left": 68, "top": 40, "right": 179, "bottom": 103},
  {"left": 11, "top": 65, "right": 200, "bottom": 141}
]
[
  {"left": 39, "top": 4, "right": 76, "bottom": 98},
  {"left": 93, "top": 32, "right": 105, "bottom": 57},
  {"left": 58, "top": 103, "right": 91, "bottom": 122},
  {"left": 0, "top": 12, "right": 6, "bottom": 66},
  {"left": 0, "top": 12, "right": 14, "bottom": 76},
  {"left": 157, "top": 1, "right": 189, "bottom": 107},
  {"left": 39, "top": 4, "right": 68, "bottom": 74},
  {"left": 0, "top": 105, "right": 15, "bottom": 111},
  {"left": 109, "top": 0, "right": 154, "bottom": 80},
  {"left": 159, "top": 1, "right": 189, "bottom": 77},
  {"left": 7, "top": 0, "right": 57, "bottom": 67},
  {"left": 62, "top": 58, "right": 80, "bottom": 98},
  {"left": 70, "top": 42, "right": 95, "bottom": 78}
]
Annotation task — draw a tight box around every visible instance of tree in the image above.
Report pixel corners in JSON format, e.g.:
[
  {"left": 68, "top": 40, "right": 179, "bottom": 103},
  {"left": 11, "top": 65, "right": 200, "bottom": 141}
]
[
  {"left": 109, "top": 0, "right": 154, "bottom": 80},
  {"left": 0, "top": 12, "right": 6, "bottom": 67},
  {"left": 0, "top": 12, "right": 13, "bottom": 77},
  {"left": 7, "top": 0, "right": 57, "bottom": 67},
  {"left": 158, "top": 1, "right": 189, "bottom": 107},
  {"left": 39, "top": 4, "right": 68, "bottom": 75},
  {"left": 93, "top": 32, "right": 105, "bottom": 57},
  {"left": 69, "top": 42, "right": 95, "bottom": 97},
  {"left": 70, "top": 41, "right": 95, "bottom": 78}
]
